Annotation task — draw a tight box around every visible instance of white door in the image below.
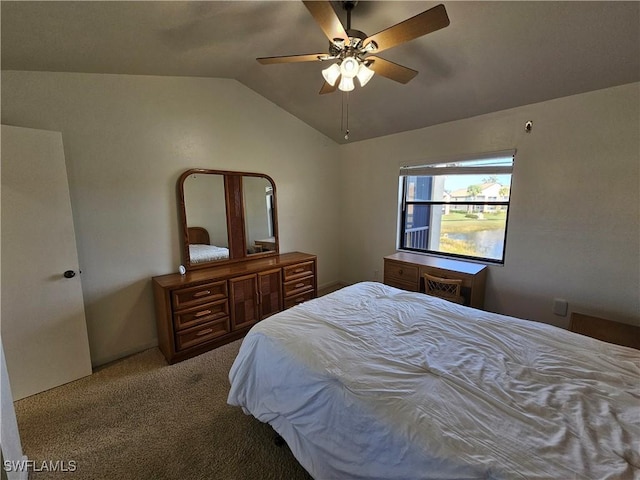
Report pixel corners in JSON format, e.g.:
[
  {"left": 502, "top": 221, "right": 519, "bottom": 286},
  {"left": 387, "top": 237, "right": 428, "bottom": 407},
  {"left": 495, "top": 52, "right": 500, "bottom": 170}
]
[{"left": 1, "top": 125, "right": 92, "bottom": 400}]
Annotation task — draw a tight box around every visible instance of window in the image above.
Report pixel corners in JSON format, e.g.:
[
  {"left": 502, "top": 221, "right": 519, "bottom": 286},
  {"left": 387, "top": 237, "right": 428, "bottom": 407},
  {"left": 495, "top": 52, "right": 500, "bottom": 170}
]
[{"left": 398, "top": 151, "right": 514, "bottom": 264}]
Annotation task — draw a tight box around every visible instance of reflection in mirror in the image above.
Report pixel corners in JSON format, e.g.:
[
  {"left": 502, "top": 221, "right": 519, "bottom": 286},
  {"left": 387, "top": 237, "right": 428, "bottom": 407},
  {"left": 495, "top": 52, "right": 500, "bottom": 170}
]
[
  {"left": 178, "top": 169, "right": 279, "bottom": 270},
  {"left": 183, "top": 173, "right": 230, "bottom": 264},
  {"left": 243, "top": 176, "right": 276, "bottom": 255}
]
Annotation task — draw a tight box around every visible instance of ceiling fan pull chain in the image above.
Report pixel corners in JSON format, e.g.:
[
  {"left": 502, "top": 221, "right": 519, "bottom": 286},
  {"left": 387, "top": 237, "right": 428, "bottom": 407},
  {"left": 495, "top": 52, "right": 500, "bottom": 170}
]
[
  {"left": 345, "top": 92, "right": 350, "bottom": 140},
  {"left": 341, "top": 92, "right": 344, "bottom": 133},
  {"left": 342, "top": 91, "right": 350, "bottom": 141}
]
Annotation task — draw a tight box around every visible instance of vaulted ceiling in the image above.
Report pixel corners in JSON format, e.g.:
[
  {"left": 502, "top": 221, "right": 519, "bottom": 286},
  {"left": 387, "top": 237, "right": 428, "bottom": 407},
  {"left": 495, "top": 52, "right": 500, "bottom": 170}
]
[{"left": 2, "top": 1, "right": 639, "bottom": 143}]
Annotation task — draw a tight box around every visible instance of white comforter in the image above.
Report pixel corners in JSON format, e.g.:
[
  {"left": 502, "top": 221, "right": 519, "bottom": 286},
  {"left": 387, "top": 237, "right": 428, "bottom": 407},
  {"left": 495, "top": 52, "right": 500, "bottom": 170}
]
[
  {"left": 188, "top": 244, "right": 229, "bottom": 263},
  {"left": 228, "top": 282, "right": 640, "bottom": 480}
]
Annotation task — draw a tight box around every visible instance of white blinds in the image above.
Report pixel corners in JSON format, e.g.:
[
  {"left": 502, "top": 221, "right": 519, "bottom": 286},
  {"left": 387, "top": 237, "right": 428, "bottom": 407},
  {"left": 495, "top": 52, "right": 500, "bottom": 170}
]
[{"left": 399, "top": 149, "right": 515, "bottom": 176}]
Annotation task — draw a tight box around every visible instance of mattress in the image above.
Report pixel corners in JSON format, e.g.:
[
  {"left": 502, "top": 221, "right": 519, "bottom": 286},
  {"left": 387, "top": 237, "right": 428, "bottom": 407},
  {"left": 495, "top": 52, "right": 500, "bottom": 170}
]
[
  {"left": 188, "top": 244, "right": 229, "bottom": 263},
  {"left": 228, "top": 282, "right": 640, "bottom": 479}
]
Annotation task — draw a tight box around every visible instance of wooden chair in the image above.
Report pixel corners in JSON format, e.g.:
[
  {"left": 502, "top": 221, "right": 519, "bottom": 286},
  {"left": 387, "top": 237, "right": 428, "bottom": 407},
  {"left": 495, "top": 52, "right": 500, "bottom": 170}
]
[{"left": 424, "top": 273, "right": 465, "bottom": 304}]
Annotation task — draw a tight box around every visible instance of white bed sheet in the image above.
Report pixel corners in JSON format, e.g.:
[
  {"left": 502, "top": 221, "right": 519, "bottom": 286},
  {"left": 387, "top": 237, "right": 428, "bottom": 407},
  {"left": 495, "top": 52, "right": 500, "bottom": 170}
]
[
  {"left": 188, "top": 244, "right": 229, "bottom": 263},
  {"left": 228, "top": 282, "right": 640, "bottom": 480}
]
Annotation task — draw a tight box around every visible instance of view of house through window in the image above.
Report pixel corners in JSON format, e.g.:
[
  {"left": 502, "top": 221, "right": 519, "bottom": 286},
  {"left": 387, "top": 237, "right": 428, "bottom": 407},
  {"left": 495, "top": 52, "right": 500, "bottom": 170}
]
[{"left": 399, "top": 152, "right": 514, "bottom": 264}]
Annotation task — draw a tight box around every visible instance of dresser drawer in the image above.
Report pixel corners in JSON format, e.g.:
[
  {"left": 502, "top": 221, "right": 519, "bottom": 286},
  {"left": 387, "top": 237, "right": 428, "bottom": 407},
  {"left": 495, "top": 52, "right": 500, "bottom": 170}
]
[
  {"left": 175, "top": 318, "right": 230, "bottom": 351},
  {"left": 172, "top": 280, "right": 228, "bottom": 310},
  {"left": 284, "top": 291, "right": 315, "bottom": 309},
  {"left": 283, "top": 261, "right": 315, "bottom": 282},
  {"left": 283, "top": 276, "right": 314, "bottom": 298},
  {"left": 173, "top": 299, "right": 229, "bottom": 331}
]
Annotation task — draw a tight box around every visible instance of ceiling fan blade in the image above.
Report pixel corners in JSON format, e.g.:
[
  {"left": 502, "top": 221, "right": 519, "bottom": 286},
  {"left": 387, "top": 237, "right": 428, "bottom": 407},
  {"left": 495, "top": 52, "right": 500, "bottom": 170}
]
[
  {"left": 303, "top": 1, "right": 349, "bottom": 45},
  {"left": 364, "top": 4, "right": 450, "bottom": 54},
  {"left": 257, "top": 53, "right": 328, "bottom": 64},
  {"left": 366, "top": 56, "right": 418, "bottom": 84},
  {"left": 319, "top": 80, "right": 338, "bottom": 95}
]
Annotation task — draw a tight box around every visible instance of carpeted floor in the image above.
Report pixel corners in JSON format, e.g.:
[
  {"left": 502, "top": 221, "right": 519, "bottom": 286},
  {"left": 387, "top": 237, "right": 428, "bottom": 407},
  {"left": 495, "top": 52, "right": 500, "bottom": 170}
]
[{"left": 14, "top": 340, "right": 312, "bottom": 480}]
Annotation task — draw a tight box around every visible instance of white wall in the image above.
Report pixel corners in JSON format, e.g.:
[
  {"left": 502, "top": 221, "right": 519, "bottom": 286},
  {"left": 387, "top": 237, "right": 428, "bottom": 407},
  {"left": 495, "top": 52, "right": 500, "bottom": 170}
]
[
  {"left": 339, "top": 83, "right": 640, "bottom": 328},
  {"left": 1, "top": 71, "right": 342, "bottom": 366}
]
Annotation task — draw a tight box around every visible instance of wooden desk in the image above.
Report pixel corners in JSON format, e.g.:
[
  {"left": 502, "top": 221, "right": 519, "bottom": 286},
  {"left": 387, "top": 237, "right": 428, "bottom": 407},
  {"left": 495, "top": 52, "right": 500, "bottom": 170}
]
[
  {"left": 254, "top": 237, "right": 276, "bottom": 251},
  {"left": 569, "top": 312, "right": 640, "bottom": 350},
  {"left": 384, "top": 252, "right": 487, "bottom": 308}
]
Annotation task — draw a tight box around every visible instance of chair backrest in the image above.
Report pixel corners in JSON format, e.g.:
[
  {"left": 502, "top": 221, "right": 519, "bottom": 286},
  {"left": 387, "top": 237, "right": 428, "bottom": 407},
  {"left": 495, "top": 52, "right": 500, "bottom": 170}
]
[{"left": 424, "top": 273, "right": 464, "bottom": 304}]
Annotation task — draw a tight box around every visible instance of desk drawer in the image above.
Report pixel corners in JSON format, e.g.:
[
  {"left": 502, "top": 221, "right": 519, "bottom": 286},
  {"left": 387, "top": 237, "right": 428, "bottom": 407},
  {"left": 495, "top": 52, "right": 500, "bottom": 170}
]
[
  {"left": 283, "top": 261, "right": 315, "bottom": 282},
  {"left": 175, "top": 318, "right": 230, "bottom": 351},
  {"left": 384, "top": 260, "right": 419, "bottom": 286},
  {"left": 172, "top": 281, "right": 228, "bottom": 310},
  {"left": 173, "top": 299, "right": 229, "bottom": 331}
]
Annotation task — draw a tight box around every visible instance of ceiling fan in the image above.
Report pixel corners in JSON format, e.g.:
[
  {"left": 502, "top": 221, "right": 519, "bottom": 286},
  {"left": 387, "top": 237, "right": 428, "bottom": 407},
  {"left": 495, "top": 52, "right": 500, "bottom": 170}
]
[{"left": 257, "top": 1, "right": 450, "bottom": 94}]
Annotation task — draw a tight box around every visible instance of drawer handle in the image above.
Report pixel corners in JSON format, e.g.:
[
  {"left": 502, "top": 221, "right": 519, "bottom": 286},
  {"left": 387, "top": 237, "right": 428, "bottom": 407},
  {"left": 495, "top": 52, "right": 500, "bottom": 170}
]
[
  {"left": 294, "top": 268, "right": 305, "bottom": 273},
  {"left": 295, "top": 282, "right": 305, "bottom": 288},
  {"left": 399, "top": 269, "right": 403, "bottom": 275},
  {"left": 196, "top": 328, "right": 214, "bottom": 336},
  {"left": 193, "top": 290, "right": 211, "bottom": 298},
  {"left": 195, "top": 310, "right": 212, "bottom": 318}
]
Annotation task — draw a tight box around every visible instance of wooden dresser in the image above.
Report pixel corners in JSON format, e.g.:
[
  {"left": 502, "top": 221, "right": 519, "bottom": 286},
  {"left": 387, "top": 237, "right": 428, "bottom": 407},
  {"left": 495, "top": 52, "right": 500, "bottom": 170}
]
[
  {"left": 153, "top": 252, "right": 317, "bottom": 364},
  {"left": 569, "top": 312, "right": 640, "bottom": 350},
  {"left": 384, "top": 252, "right": 487, "bottom": 308}
]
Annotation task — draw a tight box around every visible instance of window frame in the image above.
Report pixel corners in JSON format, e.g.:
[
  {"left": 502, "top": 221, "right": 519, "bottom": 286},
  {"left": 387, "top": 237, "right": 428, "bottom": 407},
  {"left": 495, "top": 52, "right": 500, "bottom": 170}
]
[{"left": 398, "top": 151, "right": 515, "bottom": 265}]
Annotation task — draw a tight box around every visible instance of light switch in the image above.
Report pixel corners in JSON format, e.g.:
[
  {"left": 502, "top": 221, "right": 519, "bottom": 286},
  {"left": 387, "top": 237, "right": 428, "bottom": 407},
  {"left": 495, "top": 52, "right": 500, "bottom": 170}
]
[{"left": 553, "top": 298, "right": 568, "bottom": 316}]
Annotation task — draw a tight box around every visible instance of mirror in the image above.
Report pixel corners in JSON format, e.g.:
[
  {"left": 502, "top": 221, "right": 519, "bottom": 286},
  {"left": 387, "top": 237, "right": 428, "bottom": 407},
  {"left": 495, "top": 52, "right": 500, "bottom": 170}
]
[
  {"left": 178, "top": 169, "right": 279, "bottom": 270},
  {"left": 243, "top": 176, "right": 276, "bottom": 255},
  {"left": 182, "top": 173, "right": 229, "bottom": 265}
]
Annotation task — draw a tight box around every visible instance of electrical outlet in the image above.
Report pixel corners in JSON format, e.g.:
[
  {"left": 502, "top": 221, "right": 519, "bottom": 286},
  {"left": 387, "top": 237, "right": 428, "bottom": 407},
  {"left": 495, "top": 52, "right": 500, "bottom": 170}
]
[{"left": 553, "top": 298, "right": 568, "bottom": 316}]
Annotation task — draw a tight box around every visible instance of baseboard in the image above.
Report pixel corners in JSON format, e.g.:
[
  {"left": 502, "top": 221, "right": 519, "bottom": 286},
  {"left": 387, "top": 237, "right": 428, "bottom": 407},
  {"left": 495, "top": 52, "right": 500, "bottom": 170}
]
[
  {"left": 317, "top": 281, "right": 348, "bottom": 297},
  {"left": 93, "top": 283, "right": 352, "bottom": 367},
  {"left": 91, "top": 340, "right": 159, "bottom": 369}
]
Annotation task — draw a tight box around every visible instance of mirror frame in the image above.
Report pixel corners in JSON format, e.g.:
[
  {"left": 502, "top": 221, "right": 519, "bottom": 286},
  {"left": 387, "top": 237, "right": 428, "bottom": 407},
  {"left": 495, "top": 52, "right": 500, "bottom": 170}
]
[{"left": 177, "top": 168, "right": 279, "bottom": 271}]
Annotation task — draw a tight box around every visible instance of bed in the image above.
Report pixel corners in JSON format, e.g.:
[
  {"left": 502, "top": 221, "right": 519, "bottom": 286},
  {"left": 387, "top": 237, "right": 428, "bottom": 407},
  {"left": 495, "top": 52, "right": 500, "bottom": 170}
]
[
  {"left": 187, "top": 227, "right": 229, "bottom": 263},
  {"left": 228, "top": 282, "right": 639, "bottom": 480},
  {"left": 188, "top": 244, "right": 229, "bottom": 263}
]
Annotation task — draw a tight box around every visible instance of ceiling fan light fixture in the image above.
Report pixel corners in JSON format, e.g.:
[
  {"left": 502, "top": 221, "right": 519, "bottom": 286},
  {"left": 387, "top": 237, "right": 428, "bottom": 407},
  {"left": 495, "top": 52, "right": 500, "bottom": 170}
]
[
  {"left": 338, "top": 76, "right": 355, "bottom": 92},
  {"left": 340, "top": 56, "right": 359, "bottom": 79},
  {"left": 356, "top": 62, "right": 374, "bottom": 87},
  {"left": 363, "top": 40, "right": 378, "bottom": 53},
  {"left": 322, "top": 63, "right": 341, "bottom": 86},
  {"left": 332, "top": 38, "right": 346, "bottom": 48}
]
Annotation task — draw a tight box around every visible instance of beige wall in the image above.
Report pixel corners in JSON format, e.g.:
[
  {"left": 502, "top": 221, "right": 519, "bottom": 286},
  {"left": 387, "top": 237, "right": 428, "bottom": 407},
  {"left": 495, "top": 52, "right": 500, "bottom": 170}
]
[
  {"left": 1, "top": 71, "right": 342, "bottom": 366},
  {"left": 2, "top": 71, "right": 638, "bottom": 367},
  {"left": 339, "top": 82, "right": 640, "bottom": 327}
]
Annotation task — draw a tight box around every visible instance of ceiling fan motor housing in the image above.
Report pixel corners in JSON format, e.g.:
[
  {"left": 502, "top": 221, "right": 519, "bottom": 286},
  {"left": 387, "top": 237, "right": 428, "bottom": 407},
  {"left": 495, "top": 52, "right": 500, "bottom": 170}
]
[{"left": 331, "top": 29, "right": 374, "bottom": 60}]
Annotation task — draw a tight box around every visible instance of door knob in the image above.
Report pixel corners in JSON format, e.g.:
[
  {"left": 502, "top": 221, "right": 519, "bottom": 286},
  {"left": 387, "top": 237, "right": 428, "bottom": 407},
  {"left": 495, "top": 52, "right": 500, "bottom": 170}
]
[{"left": 63, "top": 270, "right": 76, "bottom": 279}]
